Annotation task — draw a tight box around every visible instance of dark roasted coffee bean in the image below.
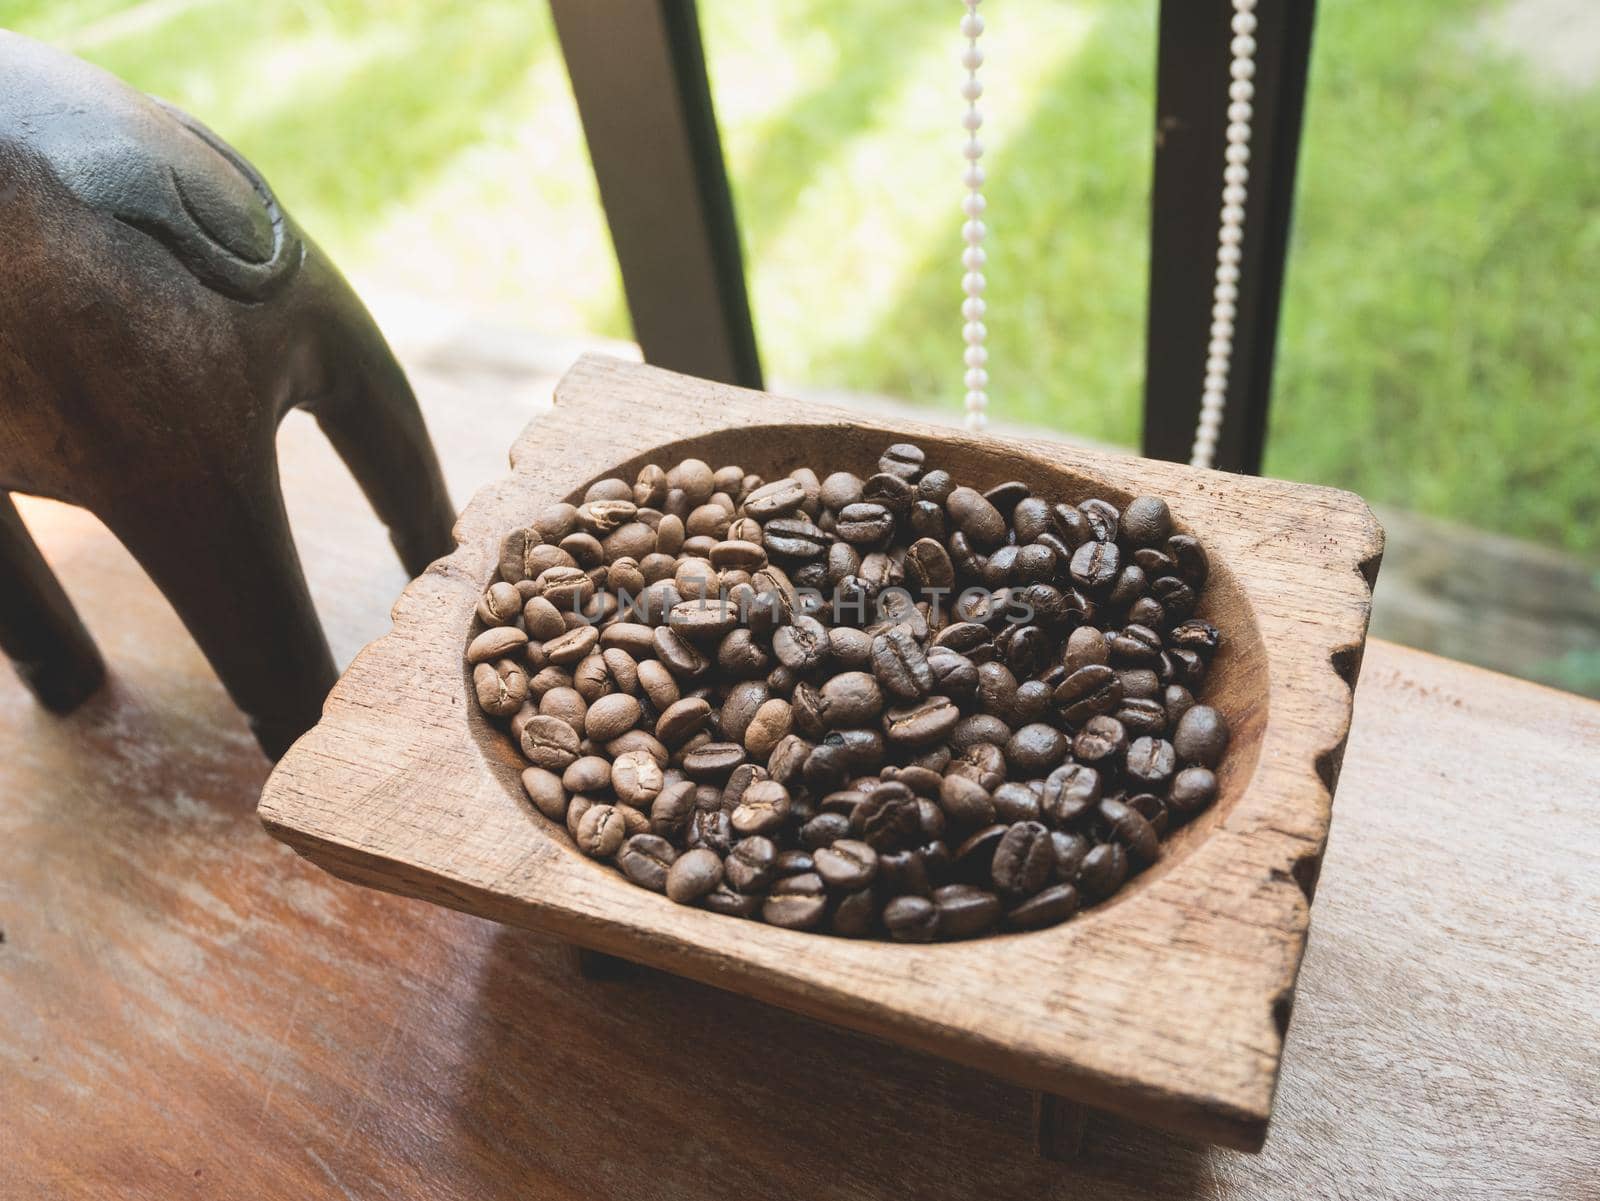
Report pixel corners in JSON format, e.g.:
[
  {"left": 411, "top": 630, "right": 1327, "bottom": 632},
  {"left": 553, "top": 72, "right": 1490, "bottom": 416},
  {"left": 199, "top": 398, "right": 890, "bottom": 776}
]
[
  {"left": 862, "top": 471, "right": 914, "bottom": 519},
  {"left": 1118, "top": 668, "right": 1161, "bottom": 700},
  {"left": 819, "top": 471, "right": 865, "bottom": 510},
  {"left": 1099, "top": 797, "right": 1159, "bottom": 865},
  {"left": 1165, "top": 648, "right": 1207, "bottom": 689},
  {"left": 922, "top": 648, "right": 975, "bottom": 701},
  {"left": 883, "top": 695, "right": 960, "bottom": 747},
  {"left": 1168, "top": 618, "right": 1221, "bottom": 656},
  {"left": 1128, "top": 596, "right": 1166, "bottom": 628},
  {"left": 939, "top": 774, "right": 995, "bottom": 827},
  {"left": 992, "top": 781, "right": 1043, "bottom": 824},
  {"left": 800, "top": 812, "right": 852, "bottom": 850},
  {"left": 818, "top": 671, "right": 884, "bottom": 727},
  {"left": 1121, "top": 496, "right": 1172, "bottom": 546},
  {"left": 952, "top": 823, "right": 1008, "bottom": 884},
  {"left": 684, "top": 742, "right": 748, "bottom": 780},
  {"left": 1079, "top": 498, "right": 1120, "bottom": 542},
  {"left": 744, "top": 477, "right": 808, "bottom": 519},
  {"left": 1073, "top": 715, "right": 1128, "bottom": 767},
  {"left": 773, "top": 616, "right": 833, "bottom": 674},
  {"left": 1167, "top": 534, "right": 1209, "bottom": 586},
  {"left": 1041, "top": 763, "right": 1101, "bottom": 826},
  {"left": 836, "top": 502, "right": 895, "bottom": 545},
  {"left": 904, "top": 537, "right": 955, "bottom": 593},
  {"left": 1069, "top": 539, "right": 1121, "bottom": 592},
  {"left": 878, "top": 443, "right": 926, "bottom": 484},
  {"left": 1000, "top": 624, "right": 1053, "bottom": 679},
  {"left": 886, "top": 764, "right": 944, "bottom": 797},
  {"left": 828, "top": 727, "right": 887, "bottom": 773},
  {"left": 666, "top": 847, "right": 723, "bottom": 903},
  {"left": 687, "top": 807, "right": 734, "bottom": 855},
  {"left": 909, "top": 499, "right": 947, "bottom": 541},
  {"left": 764, "top": 873, "right": 828, "bottom": 930},
  {"left": 1014, "top": 681, "right": 1053, "bottom": 724},
  {"left": 1174, "top": 705, "right": 1229, "bottom": 767},
  {"left": 851, "top": 782, "right": 922, "bottom": 850},
  {"left": 1168, "top": 766, "right": 1218, "bottom": 819},
  {"left": 763, "top": 516, "right": 829, "bottom": 559},
  {"left": 1110, "top": 624, "right": 1163, "bottom": 665},
  {"left": 1125, "top": 736, "right": 1177, "bottom": 788},
  {"left": 1053, "top": 664, "right": 1123, "bottom": 726},
  {"left": 831, "top": 888, "right": 877, "bottom": 937},
  {"left": 1124, "top": 792, "right": 1169, "bottom": 836},
  {"left": 1115, "top": 697, "right": 1168, "bottom": 738},
  {"left": 802, "top": 742, "right": 851, "bottom": 791},
  {"left": 725, "top": 836, "right": 778, "bottom": 892},
  {"left": 976, "top": 660, "right": 1019, "bottom": 718},
  {"left": 884, "top": 895, "right": 940, "bottom": 942},
  {"left": 1151, "top": 575, "right": 1197, "bottom": 620},
  {"left": 931, "top": 620, "right": 993, "bottom": 658},
  {"left": 992, "top": 820, "right": 1054, "bottom": 897},
  {"left": 946, "top": 486, "right": 1007, "bottom": 549},
  {"left": 730, "top": 780, "right": 791, "bottom": 835},
  {"left": 878, "top": 848, "right": 931, "bottom": 896},
  {"left": 649, "top": 781, "right": 696, "bottom": 839},
  {"left": 1006, "top": 882, "right": 1079, "bottom": 930},
  {"left": 653, "top": 626, "right": 710, "bottom": 679},
  {"left": 1013, "top": 543, "right": 1056, "bottom": 585},
  {"left": 618, "top": 834, "right": 677, "bottom": 892},
  {"left": 983, "top": 480, "right": 1030, "bottom": 517},
  {"left": 1049, "top": 830, "right": 1091, "bottom": 881},
  {"left": 933, "top": 884, "right": 1002, "bottom": 938},
  {"left": 870, "top": 626, "right": 934, "bottom": 700},
  {"left": 790, "top": 682, "right": 828, "bottom": 740},
  {"left": 814, "top": 839, "right": 879, "bottom": 890},
  {"left": 701, "top": 882, "right": 762, "bottom": 918},
  {"left": 917, "top": 468, "right": 955, "bottom": 504},
  {"left": 950, "top": 712, "right": 1011, "bottom": 752},
  {"left": 1004, "top": 723, "right": 1069, "bottom": 775},
  {"left": 1075, "top": 842, "right": 1129, "bottom": 902},
  {"left": 954, "top": 742, "right": 1007, "bottom": 792}
]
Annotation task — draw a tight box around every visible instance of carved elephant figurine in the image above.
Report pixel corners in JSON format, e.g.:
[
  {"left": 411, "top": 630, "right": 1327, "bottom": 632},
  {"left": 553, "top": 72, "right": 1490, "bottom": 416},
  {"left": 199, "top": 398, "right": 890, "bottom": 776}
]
[{"left": 0, "top": 32, "right": 456, "bottom": 757}]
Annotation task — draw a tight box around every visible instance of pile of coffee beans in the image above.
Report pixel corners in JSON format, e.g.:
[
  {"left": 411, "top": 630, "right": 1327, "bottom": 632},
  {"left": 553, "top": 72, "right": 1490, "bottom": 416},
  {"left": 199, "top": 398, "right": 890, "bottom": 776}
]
[{"left": 467, "top": 443, "right": 1229, "bottom": 941}]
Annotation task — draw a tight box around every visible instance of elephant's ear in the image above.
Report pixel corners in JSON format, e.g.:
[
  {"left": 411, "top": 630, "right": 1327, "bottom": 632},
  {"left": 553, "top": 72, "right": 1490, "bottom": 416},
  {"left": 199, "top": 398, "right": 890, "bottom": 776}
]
[{"left": 113, "top": 98, "right": 304, "bottom": 304}]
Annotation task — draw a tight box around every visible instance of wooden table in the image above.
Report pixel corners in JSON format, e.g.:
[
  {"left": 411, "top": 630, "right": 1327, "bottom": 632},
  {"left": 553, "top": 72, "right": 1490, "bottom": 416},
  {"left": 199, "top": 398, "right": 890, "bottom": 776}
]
[{"left": 3, "top": 365, "right": 1596, "bottom": 1200}]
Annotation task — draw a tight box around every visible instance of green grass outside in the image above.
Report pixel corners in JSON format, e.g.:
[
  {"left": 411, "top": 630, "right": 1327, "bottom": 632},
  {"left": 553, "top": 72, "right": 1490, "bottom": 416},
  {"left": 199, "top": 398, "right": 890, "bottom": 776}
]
[{"left": 5, "top": 0, "right": 1598, "bottom": 553}]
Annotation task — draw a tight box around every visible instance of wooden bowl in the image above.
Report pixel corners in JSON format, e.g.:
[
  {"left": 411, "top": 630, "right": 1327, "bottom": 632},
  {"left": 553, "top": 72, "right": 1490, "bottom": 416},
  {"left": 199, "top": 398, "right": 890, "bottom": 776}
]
[{"left": 259, "top": 355, "right": 1383, "bottom": 1151}]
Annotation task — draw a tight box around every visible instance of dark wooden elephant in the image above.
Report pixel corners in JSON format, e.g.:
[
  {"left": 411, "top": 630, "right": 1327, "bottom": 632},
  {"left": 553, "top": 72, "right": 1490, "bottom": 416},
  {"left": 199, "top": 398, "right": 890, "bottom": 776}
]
[{"left": 0, "top": 32, "right": 455, "bottom": 757}]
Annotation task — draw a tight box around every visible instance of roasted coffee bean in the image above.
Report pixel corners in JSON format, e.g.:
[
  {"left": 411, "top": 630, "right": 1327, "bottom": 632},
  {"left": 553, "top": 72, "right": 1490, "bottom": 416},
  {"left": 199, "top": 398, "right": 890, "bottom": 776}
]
[
  {"left": 687, "top": 808, "right": 734, "bottom": 855},
  {"left": 904, "top": 537, "right": 956, "bottom": 592},
  {"left": 1125, "top": 736, "right": 1177, "bottom": 788},
  {"left": 1120, "top": 496, "right": 1172, "bottom": 546},
  {"left": 925, "top": 646, "right": 978, "bottom": 699},
  {"left": 1168, "top": 618, "right": 1221, "bottom": 656},
  {"left": 520, "top": 715, "right": 581, "bottom": 771},
  {"left": 1069, "top": 540, "right": 1121, "bottom": 592},
  {"left": 576, "top": 804, "right": 626, "bottom": 858},
  {"left": 763, "top": 873, "right": 828, "bottom": 930},
  {"left": 1049, "top": 830, "right": 1091, "bottom": 882},
  {"left": 650, "top": 781, "right": 697, "bottom": 839},
  {"left": 653, "top": 626, "right": 710, "bottom": 679},
  {"left": 883, "top": 695, "right": 960, "bottom": 747},
  {"left": 983, "top": 480, "right": 1029, "bottom": 516},
  {"left": 1168, "top": 766, "right": 1218, "bottom": 819},
  {"left": 1115, "top": 697, "right": 1169, "bottom": 738},
  {"left": 773, "top": 616, "right": 833, "bottom": 674},
  {"left": 992, "top": 820, "right": 1054, "bottom": 897},
  {"left": 934, "top": 884, "right": 1002, "bottom": 939},
  {"left": 683, "top": 742, "right": 748, "bottom": 779},
  {"left": 701, "top": 883, "right": 762, "bottom": 918},
  {"left": 851, "top": 782, "right": 922, "bottom": 850},
  {"left": 952, "top": 823, "right": 1008, "bottom": 884},
  {"left": 950, "top": 713, "right": 1011, "bottom": 752},
  {"left": 618, "top": 834, "right": 677, "bottom": 892},
  {"left": 878, "top": 442, "right": 925, "bottom": 480},
  {"left": 946, "top": 486, "right": 1007, "bottom": 549},
  {"left": 1110, "top": 624, "right": 1163, "bottom": 665},
  {"left": 1124, "top": 792, "right": 1170, "bottom": 837},
  {"left": 819, "top": 671, "right": 884, "bottom": 727},
  {"left": 612, "top": 749, "right": 664, "bottom": 806},
  {"left": 884, "top": 895, "right": 940, "bottom": 942},
  {"left": 1073, "top": 715, "right": 1128, "bottom": 767},
  {"left": 655, "top": 697, "right": 713, "bottom": 746},
  {"left": 520, "top": 766, "right": 569, "bottom": 822},
  {"left": 585, "top": 693, "right": 641, "bottom": 742},
  {"left": 1151, "top": 575, "right": 1197, "bottom": 620},
  {"left": 563, "top": 755, "right": 611, "bottom": 794},
  {"left": 939, "top": 774, "right": 995, "bottom": 827},
  {"left": 819, "top": 471, "right": 865, "bottom": 510},
  {"left": 992, "top": 781, "right": 1043, "bottom": 824},
  {"left": 1079, "top": 498, "right": 1120, "bottom": 542},
  {"left": 862, "top": 472, "right": 914, "bottom": 519},
  {"left": 731, "top": 780, "right": 791, "bottom": 835},
  {"left": 1118, "top": 668, "right": 1161, "bottom": 701},
  {"left": 666, "top": 847, "right": 724, "bottom": 903},
  {"left": 1075, "top": 842, "right": 1129, "bottom": 901},
  {"left": 870, "top": 626, "right": 934, "bottom": 700},
  {"left": 1004, "top": 723, "right": 1069, "bottom": 775},
  {"left": 744, "top": 477, "right": 808, "bottom": 519},
  {"left": 954, "top": 742, "right": 1007, "bottom": 792},
  {"left": 1054, "top": 664, "right": 1123, "bottom": 726},
  {"left": 1006, "top": 882, "right": 1079, "bottom": 930},
  {"left": 720, "top": 762, "right": 769, "bottom": 810},
  {"left": 1174, "top": 705, "right": 1229, "bottom": 767},
  {"left": 1099, "top": 797, "right": 1159, "bottom": 865},
  {"left": 468, "top": 626, "right": 528, "bottom": 665},
  {"left": 835, "top": 502, "right": 895, "bottom": 545},
  {"left": 763, "top": 516, "right": 830, "bottom": 559},
  {"left": 814, "top": 839, "right": 879, "bottom": 890},
  {"left": 725, "top": 836, "right": 778, "bottom": 892},
  {"left": 474, "top": 659, "right": 529, "bottom": 717},
  {"left": 800, "top": 812, "right": 853, "bottom": 850},
  {"left": 1042, "top": 763, "right": 1101, "bottom": 826}
]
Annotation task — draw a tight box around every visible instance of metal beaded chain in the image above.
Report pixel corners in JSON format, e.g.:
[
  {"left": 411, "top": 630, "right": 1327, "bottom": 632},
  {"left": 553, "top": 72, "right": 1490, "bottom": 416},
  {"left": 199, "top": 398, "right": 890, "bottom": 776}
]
[
  {"left": 1190, "top": 0, "right": 1259, "bottom": 469},
  {"left": 960, "top": 0, "right": 989, "bottom": 432},
  {"left": 956, "top": 0, "right": 1261, "bottom": 465}
]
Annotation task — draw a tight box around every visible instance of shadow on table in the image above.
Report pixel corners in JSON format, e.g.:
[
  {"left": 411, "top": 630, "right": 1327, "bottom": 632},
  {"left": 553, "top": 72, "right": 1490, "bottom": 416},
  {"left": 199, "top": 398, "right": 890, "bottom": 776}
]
[{"left": 452, "top": 923, "right": 1231, "bottom": 1201}]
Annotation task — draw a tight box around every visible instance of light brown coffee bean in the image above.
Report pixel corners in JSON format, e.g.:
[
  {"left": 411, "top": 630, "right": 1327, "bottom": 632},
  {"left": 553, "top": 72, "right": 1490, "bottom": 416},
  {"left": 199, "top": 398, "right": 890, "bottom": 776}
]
[
  {"left": 585, "top": 693, "right": 641, "bottom": 742},
  {"left": 666, "top": 847, "right": 724, "bottom": 903},
  {"left": 520, "top": 766, "right": 568, "bottom": 821},
  {"left": 576, "top": 803, "right": 626, "bottom": 858},
  {"left": 612, "top": 749, "right": 665, "bottom": 806}
]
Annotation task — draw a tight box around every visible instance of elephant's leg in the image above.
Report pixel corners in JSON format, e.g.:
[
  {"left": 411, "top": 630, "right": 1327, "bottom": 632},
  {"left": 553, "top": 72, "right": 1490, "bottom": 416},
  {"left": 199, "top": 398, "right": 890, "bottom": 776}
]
[
  {"left": 307, "top": 329, "right": 455, "bottom": 578},
  {"left": 0, "top": 492, "right": 107, "bottom": 711},
  {"left": 102, "top": 458, "right": 336, "bottom": 759}
]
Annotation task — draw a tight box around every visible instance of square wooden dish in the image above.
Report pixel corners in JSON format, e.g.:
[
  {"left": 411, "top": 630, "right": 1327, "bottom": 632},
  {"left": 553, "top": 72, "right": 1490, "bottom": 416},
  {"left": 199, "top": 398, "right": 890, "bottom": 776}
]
[{"left": 259, "top": 354, "right": 1383, "bottom": 1152}]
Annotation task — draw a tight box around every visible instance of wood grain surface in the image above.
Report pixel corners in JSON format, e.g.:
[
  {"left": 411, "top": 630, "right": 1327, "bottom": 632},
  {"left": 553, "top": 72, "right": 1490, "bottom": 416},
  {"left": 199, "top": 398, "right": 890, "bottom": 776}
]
[
  {"left": 2, "top": 359, "right": 1594, "bottom": 1199},
  {"left": 258, "top": 355, "right": 1382, "bottom": 1150}
]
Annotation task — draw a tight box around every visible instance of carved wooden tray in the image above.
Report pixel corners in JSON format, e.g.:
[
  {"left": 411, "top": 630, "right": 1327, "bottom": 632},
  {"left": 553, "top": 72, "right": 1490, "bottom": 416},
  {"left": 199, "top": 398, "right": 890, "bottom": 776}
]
[{"left": 259, "top": 354, "right": 1383, "bottom": 1151}]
